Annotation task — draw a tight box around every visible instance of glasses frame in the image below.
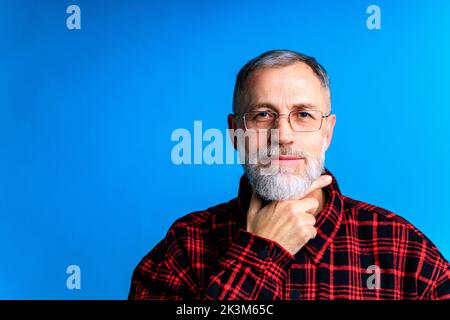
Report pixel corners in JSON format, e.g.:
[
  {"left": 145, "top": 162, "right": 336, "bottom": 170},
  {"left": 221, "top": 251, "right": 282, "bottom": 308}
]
[{"left": 234, "top": 110, "right": 332, "bottom": 132}]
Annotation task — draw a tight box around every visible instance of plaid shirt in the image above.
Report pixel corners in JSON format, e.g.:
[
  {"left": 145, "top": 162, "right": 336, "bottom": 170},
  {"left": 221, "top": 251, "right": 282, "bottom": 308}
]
[{"left": 129, "top": 170, "right": 450, "bottom": 300}]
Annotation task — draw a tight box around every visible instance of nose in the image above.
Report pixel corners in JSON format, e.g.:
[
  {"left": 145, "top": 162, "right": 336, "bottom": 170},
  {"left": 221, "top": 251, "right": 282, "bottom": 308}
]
[{"left": 272, "top": 114, "right": 295, "bottom": 145}]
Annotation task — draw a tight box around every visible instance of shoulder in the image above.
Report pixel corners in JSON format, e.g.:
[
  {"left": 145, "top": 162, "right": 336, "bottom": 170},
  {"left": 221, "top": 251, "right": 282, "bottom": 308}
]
[
  {"left": 343, "top": 196, "right": 428, "bottom": 238},
  {"left": 170, "top": 197, "right": 241, "bottom": 228},
  {"left": 162, "top": 197, "right": 244, "bottom": 246},
  {"left": 342, "top": 194, "right": 449, "bottom": 269},
  {"left": 342, "top": 195, "right": 422, "bottom": 232},
  {"left": 134, "top": 198, "right": 241, "bottom": 267}
]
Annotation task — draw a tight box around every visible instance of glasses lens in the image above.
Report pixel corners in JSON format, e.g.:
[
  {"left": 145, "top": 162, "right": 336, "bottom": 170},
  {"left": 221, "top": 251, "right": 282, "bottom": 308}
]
[
  {"left": 290, "top": 110, "right": 323, "bottom": 132},
  {"left": 245, "top": 111, "right": 275, "bottom": 129}
]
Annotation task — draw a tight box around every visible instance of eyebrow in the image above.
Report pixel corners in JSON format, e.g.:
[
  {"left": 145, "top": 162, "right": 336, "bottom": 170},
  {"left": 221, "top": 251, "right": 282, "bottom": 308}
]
[{"left": 247, "top": 103, "right": 319, "bottom": 112}]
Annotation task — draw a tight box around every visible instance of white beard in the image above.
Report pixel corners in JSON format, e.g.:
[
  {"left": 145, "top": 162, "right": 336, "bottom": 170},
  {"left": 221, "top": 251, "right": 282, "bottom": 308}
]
[{"left": 243, "top": 142, "right": 326, "bottom": 201}]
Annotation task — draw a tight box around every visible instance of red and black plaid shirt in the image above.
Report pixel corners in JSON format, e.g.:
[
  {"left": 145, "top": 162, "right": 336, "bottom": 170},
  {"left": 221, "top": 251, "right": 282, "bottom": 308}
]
[{"left": 129, "top": 170, "right": 450, "bottom": 300}]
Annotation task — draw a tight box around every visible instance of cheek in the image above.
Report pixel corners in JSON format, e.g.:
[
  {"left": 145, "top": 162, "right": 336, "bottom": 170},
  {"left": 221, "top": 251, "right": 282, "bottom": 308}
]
[
  {"left": 243, "top": 133, "right": 267, "bottom": 155},
  {"left": 257, "top": 134, "right": 269, "bottom": 150},
  {"left": 294, "top": 133, "right": 325, "bottom": 156},
  {"left": 244, "top": 132, "right": 269, "bottom": 152}
]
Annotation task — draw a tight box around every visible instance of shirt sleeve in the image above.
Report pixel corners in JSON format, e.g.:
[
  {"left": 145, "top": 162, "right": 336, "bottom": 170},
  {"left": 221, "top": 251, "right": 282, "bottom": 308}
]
[
  {"left": 429, "top": 265, "right": 450, "bottom": 300},
  {"left": 128, "top": 227, "right": 295, "bottom": 300}
]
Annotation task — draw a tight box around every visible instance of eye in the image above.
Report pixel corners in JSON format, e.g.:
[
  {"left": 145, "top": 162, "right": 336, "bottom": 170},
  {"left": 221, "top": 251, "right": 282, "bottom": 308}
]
[
  {"left": 298, "top": 111, "right": 312, "bottom": 118},
  {"left": 254, "top": 111, "right": 273, "bottom": 120}
]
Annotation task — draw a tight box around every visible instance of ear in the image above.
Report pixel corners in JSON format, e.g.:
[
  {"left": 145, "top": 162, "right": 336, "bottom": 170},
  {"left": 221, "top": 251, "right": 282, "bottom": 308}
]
[
  {"left": 227, "top": 114, "right": 239, "bottom": 150},
  {"left": 323, "top": 114, "right": 336, "bottom": 152}
]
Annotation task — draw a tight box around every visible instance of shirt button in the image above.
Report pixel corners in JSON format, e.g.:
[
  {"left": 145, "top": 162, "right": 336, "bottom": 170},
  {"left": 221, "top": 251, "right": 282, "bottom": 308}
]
[{"left": 291, "top": 291, "right": 301, "bottom": 299}]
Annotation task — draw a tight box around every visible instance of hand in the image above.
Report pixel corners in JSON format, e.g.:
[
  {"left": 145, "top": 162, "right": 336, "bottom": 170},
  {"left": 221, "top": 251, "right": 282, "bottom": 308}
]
[{"left": 246, "top": 175, "right": 332, "bottom": 256}]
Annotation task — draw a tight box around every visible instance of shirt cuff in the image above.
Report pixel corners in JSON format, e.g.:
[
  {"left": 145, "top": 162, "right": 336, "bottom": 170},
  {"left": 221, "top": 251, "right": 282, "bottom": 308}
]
[{"left": 225, "top": 229, "right": 295, "bottom": 280}]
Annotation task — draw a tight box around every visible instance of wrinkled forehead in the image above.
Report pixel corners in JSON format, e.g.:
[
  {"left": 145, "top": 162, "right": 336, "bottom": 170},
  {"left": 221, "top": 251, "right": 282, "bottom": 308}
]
[{"left": 241, "top": 62, "right": 330, "bottom": 114}]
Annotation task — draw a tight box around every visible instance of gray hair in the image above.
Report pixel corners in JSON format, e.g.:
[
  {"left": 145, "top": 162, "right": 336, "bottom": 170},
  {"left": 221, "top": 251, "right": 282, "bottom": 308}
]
[{"left": 232, "top": 49, "right": 331, "bottom": 114}]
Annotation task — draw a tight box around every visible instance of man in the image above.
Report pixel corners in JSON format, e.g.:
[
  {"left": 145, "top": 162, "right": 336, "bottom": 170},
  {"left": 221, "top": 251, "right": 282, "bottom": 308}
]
[{"left": 129, "top": 50, "right": 450, "bottom": 299}]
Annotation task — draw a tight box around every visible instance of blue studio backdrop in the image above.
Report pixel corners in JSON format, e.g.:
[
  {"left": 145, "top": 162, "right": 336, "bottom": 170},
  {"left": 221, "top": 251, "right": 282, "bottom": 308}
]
[{"left": 1, "top": 1, "right": 449, "bottom": 299}]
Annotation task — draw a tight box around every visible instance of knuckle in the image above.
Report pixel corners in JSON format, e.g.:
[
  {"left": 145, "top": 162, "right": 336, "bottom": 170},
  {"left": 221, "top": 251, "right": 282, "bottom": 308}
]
[
  {"left": 286, "top": 204, "right": 298, "bottom": 217},
  {"left": 300, "top": 197, "right": 319, "bottom": 210},
  {"left": 310, "top": 198, "right": 319, "bottom": 208},
  {"left": 299, "top": 212, "right": 315, "bottom": 225},
  {"left": 285, "top": 202, "right": 296, "bottom": 212},
  {"left": 286, "top": 207, "right": 297, "bottom": 219},
  {"left": 299, "top": 227, "right": 308, "bottom": 238},
  {"left": 296, "top": 218, "right": 305, "bottom": 229}
]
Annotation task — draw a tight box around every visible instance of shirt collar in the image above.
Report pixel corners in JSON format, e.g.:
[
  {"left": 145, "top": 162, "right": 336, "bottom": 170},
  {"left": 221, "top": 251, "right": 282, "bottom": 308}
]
[{"left": 236, "top": 168, "right": 344, "bottom": 264}]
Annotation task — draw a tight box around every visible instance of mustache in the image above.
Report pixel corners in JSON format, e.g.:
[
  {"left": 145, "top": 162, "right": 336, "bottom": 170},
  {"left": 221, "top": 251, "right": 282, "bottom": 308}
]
[
  {"left": 246, "top": 146, "right": 309, "bottom": 165},
  {"left": 266, "top": 146, "right": 309, "bottom": 159}
]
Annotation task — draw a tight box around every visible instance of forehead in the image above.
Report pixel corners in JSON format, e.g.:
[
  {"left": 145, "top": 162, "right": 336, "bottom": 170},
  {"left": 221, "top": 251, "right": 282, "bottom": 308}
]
[{"left": 243, "top": 62, "right": 329, "bottom": 112}]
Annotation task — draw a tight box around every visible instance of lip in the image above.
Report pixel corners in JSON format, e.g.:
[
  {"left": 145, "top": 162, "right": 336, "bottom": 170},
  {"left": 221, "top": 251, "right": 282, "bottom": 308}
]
[{"left": 275, "top": 155, "right": 304, "bottom": 161}]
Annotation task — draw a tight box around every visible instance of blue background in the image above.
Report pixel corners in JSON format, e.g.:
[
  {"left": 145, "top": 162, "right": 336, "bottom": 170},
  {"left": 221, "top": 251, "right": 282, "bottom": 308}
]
[{"left": 1, "top": 0, "right": 449, "bottom": 299}]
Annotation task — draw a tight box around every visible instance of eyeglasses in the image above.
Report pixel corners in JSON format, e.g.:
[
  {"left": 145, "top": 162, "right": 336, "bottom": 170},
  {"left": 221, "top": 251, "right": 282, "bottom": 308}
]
[{"left": 234, "top": 110, "right": 331, "bottom": 132}]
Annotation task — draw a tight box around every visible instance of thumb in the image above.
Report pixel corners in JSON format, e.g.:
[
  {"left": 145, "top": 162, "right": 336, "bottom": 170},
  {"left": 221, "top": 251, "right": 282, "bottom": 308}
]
[
  {"left": 301, "top": 174, "right": 332, "bottom": 199},
  {"left": 247, "top": 192, "right": 263, "bottom": 219}
]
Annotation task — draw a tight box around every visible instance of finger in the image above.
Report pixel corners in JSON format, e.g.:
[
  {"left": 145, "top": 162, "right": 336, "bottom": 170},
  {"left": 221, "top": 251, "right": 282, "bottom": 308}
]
[
  {"left": 309, "top": 226, "right": 318, "bottom": 239},
  {"left": 301, "top": 213, "right": 316, "bottom": 226},
  {"left": 247, "top": 192, "right": 263, "bottom": 219},
  {"left": 301, "top": 197, "right": 320, "bottom": 215},
  {"left": 301, "top": 174, "right": 332, "bottom": 199},
  {"left": 287, "top": 197, "right": 319, "bottom": 215}
]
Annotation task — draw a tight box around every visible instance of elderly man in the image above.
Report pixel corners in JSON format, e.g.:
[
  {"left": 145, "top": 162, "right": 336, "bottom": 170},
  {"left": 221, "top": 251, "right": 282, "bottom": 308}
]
[{"left": 129, "top": 50, "right": 450, "bottom": 300}]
